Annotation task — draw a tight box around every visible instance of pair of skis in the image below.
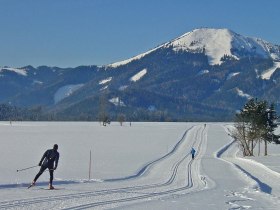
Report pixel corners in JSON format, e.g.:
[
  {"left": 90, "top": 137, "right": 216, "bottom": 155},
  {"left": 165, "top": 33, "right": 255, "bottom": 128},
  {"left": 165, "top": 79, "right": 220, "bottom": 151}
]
[
  {"left": 27, "top": 184, "right": 58, "bottom": 190},
  {"left": 27, "top": 184, "right": 34, "bottom": 189}
]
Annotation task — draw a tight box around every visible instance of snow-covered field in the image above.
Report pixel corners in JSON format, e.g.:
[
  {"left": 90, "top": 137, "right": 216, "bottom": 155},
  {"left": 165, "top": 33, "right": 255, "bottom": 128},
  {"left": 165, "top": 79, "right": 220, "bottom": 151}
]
[{"left": 0, "top": 122, "right": 279, "bottom": 209}]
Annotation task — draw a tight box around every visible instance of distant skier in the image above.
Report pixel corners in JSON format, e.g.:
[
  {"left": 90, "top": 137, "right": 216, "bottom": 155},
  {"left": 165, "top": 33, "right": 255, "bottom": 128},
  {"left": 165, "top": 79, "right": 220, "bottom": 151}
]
[
  {"left": 191, "top": 147, "right": 196, "bottom": 160},
  {"left": 29, "top": 144, "right": 60, "bottom": 189}
]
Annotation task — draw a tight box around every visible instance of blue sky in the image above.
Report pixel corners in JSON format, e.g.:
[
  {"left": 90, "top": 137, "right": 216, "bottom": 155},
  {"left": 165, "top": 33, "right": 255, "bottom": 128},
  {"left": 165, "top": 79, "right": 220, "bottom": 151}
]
[{"left": 0, "top": 0, "right": 279, "bottom": 68}]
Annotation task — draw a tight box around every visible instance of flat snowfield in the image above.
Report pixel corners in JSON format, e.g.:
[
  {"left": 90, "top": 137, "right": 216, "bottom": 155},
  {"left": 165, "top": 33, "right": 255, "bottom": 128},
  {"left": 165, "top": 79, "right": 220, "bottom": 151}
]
[{"left": 0, "top": 122, "right": 279, "bottom": 209}]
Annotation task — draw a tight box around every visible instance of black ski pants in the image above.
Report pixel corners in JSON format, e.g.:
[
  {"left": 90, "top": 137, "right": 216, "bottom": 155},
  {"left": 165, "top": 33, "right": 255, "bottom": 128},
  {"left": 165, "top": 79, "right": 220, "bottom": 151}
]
[
  {"left": 34, "top": 165, "right": 54, "bottom": 185},
  {"left": 191, "top": 154, "right": 195, "bottom": 159}
]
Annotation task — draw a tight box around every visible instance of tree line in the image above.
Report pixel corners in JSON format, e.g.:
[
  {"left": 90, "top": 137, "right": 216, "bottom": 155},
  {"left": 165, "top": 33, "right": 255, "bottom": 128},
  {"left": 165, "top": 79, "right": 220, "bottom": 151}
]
[
  {"left": 232, "top": 98, "right": 279, "bottom": 157},
  {"left": 0, "top": 104, "right": 45, "bottom": 121}
]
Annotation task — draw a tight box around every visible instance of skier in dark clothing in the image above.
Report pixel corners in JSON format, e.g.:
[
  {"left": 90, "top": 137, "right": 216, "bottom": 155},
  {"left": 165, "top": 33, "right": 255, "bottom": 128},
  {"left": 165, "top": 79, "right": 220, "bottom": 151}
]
[
  {"left": 191, "top": 147, "right": 196, "bottom": 160},
  {"left": 30, "top": 144, "right": 60, "bottom": 189}
]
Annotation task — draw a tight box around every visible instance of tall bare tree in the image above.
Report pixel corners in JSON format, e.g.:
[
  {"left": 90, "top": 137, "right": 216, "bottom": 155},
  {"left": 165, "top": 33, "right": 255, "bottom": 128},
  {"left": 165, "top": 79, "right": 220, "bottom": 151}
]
[{"left": 98, "top": 94, "right": 109, "bottom": 126}]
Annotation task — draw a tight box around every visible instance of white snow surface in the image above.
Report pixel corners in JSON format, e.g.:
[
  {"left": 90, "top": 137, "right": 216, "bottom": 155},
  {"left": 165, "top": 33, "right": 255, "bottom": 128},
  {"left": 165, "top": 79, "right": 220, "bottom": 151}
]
[
  {"left": 0, "top": 67, "right": 27, "bottom": 76},
  {"left": 108, "top": 46, "right": 162, "bottom": 68},
  {"left": 99, "top": 77, "right": 112, "bottom": 85},
  {"left": 197, "top": 69, "right": 209, "bottom": 75},
  {"left": 100, "top": 85, "right": 108, "bottom": 91},
  {"left": 236, "top": 88, "right": 252, "bottom": 99},
  {"left": 119, "top": 85, "right": 128, "bottom": 91},
  {"left": 227, "top": 72, "right": 240, "bottom": 80},
  {"left": 261, "top": 62, "right": 280, "bottom": 80},
  {"left": 170, "top": 28, "right": 237, "bottom": 65},
  {"left": 130, "top": 68, "right": 147, "bottom": 82},
  {"left": 170, "top": 28, "right": 280, "bottom": 65},
  {"left": 108, "top": 28, "right": 280, "bottom": 68},
  {"left": 32, "top": 80, "right": 43, "bottom": 85},
  {"left": 54, "top": 84, "right": 84, "bottom": 104},
  {"left": 0, "top": 122, "right": 280, "bottom": 209},
  {"left": 109, "top": 97, "right": 126, "bottom": 106}
]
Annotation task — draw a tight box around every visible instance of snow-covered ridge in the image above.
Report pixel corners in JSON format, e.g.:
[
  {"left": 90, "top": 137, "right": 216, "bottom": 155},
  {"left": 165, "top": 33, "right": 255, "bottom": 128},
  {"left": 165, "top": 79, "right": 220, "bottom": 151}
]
[
  {"left": 107, "top": 45, "right": 164, "bottom": 68},
  {"left": 107, "top": 28, "right": 280, "bottom": 68},
  {"left": 0, "top": 67, "right": 27, "bottom": 76},
  {"left": 169, "top": 28, "right": 280, "bottom": 65},
  {"left": 169, "top": 28, "right": 238, "bottom": 65}
]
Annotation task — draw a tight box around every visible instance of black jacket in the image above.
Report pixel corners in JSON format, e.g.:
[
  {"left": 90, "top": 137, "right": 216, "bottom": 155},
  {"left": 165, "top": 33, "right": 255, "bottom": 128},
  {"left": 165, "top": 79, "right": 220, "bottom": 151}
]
[{"left": 39, "top": 149, "right": 60, "bottom": 168}]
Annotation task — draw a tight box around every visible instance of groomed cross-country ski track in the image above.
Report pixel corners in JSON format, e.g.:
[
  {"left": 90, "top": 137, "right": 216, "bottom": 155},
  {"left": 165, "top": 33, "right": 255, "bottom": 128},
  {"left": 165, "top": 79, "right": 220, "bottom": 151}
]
[{"left": 0, "top": 123, "right": 280, "bottom": 209}]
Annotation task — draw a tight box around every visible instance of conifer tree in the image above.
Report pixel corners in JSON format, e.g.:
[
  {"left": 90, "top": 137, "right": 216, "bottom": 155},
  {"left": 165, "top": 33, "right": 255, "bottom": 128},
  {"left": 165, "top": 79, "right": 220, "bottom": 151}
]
[
  {"left": 264, "top": 103, "right": 280, "bottom": 155},
  {"left": 233, "top": 98, "right": 279, "bottom": 156}
]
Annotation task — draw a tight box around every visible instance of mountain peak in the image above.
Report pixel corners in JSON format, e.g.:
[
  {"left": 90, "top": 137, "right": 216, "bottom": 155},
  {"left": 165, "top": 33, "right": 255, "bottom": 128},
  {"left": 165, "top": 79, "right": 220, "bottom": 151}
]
[
  {"left": 168, "top": 28, "right": 280, "bottom": 65},
  {"left": 169, "top": 28, "right": 236, "bottom": 65},
  {"left": 108, "top": 28, "right": 280, "bottom": 68}
]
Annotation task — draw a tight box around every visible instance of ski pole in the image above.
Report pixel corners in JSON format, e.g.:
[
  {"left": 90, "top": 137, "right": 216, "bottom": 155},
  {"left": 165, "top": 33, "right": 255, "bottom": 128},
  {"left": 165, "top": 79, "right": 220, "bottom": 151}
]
[{"left": 16, "top": 165, "right": 38, "bottom": 172}]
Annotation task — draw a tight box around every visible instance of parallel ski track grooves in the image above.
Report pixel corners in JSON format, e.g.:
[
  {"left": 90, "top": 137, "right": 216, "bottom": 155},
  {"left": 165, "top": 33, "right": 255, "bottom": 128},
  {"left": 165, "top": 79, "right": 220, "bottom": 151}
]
[
  {"left": 63, "top": 126, "right": 205, "bottom": 210},
  {"left": 0, "top": 125, "right": 206, "bottom": 210},
  {"left": 0, "top": 126, "right": 193, "bottom": 209}
]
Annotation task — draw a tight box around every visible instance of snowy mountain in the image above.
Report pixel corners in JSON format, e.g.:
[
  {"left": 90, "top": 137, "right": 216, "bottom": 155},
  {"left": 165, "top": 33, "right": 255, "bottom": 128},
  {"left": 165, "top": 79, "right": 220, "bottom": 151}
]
[
  {"left": 0, "top": 67, "right": 28, "bottom": 76},
  {"left": 0, "top": 65, "right": 98, "bottom": 106},
  {"left": 1, "top": 28, "right": 280, "bottom": 121},
  {"left": 169, "top": 28, "right": 280, "bottom": 65},
  {"left": 109, "top": 28, "right": 280, "bottom": 67}
]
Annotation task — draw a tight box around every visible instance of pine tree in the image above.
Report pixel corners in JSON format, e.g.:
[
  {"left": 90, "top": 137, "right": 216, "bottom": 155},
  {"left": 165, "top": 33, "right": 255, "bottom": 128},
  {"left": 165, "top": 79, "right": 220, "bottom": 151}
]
[
  {"left": 234, "top": 98, "right": 259, "bottom": 156},
  {"left": 241, "top": 98, "right": 263, "bottom": 156},
  {"left": 265, "top": 103, "right": 280, "bottom": 154},
  {"left": 233, "top": 99, "right": 279, "bottom": 156}
]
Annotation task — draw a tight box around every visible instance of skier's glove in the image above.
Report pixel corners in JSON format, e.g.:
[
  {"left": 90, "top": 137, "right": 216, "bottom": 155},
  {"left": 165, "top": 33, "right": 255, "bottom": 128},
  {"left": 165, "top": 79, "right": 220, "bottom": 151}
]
[
  {"left": 38, "top": 162, "right": 42, "bottom": 166},
  {"left": 53, "top": 166, "right": 57, "bottom": 170}
]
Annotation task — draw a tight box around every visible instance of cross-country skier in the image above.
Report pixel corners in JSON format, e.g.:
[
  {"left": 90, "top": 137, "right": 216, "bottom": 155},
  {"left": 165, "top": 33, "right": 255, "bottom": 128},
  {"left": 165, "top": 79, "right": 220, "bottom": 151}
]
[
  {"left": 29, "top": 144, "right": 60, "bottom": 189},
  {"left": 191, "top": 147, "right": 196, "bottom": 160}
]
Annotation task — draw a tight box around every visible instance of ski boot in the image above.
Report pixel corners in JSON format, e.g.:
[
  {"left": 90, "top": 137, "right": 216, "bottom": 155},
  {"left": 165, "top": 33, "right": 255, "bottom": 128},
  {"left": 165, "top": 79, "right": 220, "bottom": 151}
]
[
  {"left": 49, "top": 184, "right": 55, "bottom": 190},
  {"left": 28, "top": 180, "right": 36, "bottom": 189}
]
